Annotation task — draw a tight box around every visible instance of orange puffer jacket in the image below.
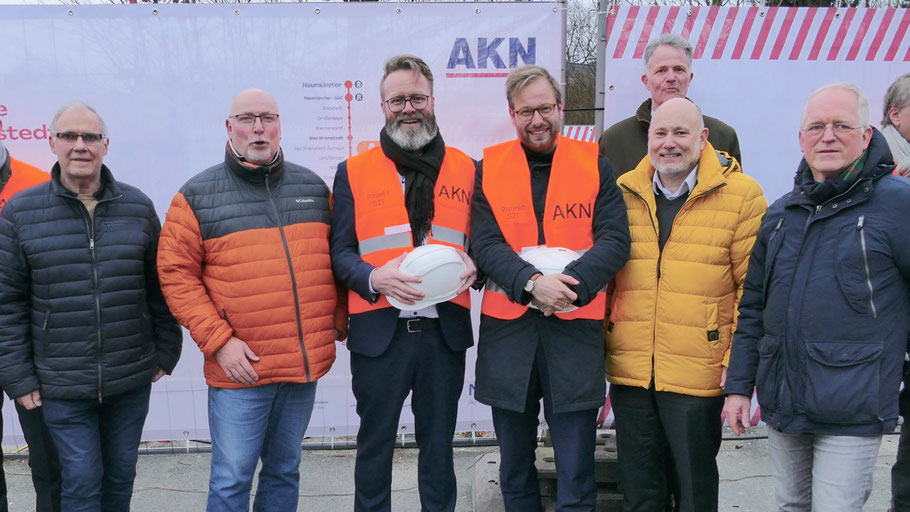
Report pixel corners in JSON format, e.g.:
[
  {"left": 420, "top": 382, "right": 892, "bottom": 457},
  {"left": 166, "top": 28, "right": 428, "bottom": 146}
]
[{"left": 157, "top": 150, "right": 345, "bottom": 388}]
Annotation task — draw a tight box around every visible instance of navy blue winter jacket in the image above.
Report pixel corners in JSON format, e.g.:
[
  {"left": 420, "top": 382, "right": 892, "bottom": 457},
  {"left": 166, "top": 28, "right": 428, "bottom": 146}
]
[
  {"left": 0, "top": 165, "right": 181, "bottom": 401},
  {"left": 726, "top": 130, "right": 910, "bottom": 435}
]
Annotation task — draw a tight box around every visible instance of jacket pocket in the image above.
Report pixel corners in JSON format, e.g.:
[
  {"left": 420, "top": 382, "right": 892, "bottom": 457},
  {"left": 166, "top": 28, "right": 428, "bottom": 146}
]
[
  {"left": 834, "top": 217, "right": 877, "bottom": 316},
  {"left": 803, "top": 340, "right": 881, "bottom": 424},
  {"left": 755, "top": 335, "right": 781, "bottom": 413}
]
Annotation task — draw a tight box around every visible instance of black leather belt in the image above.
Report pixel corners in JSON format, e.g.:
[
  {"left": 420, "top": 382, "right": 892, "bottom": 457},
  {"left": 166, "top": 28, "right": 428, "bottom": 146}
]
[{"left": 400, "top": 317, "right": 440, "bottom": 333}]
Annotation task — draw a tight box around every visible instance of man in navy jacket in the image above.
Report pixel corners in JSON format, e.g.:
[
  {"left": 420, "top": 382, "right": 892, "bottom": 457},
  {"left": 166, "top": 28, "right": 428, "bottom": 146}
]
[{"left": 724, "top": 83, "right": 910, "bottom": 511}]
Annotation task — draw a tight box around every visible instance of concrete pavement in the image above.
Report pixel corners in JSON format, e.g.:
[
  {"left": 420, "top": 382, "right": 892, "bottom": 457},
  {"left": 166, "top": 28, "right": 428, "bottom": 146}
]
[{"left": 2, "top": 426, "right": 900, "bottom": 511}]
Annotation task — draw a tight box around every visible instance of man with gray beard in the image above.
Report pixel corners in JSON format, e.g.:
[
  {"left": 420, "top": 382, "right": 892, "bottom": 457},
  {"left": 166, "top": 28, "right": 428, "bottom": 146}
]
[
  {"left": 604, "top": 98, "right": 766, "bottom": 511},
  {"left": 331, "top": 54, "right": 477, "bottom": 512}
]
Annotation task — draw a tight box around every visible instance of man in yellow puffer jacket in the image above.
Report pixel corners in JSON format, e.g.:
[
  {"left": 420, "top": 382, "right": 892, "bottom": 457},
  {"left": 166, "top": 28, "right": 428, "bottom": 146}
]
[{"left": 604, "top": 98, "right": 766, "bottom": 512}]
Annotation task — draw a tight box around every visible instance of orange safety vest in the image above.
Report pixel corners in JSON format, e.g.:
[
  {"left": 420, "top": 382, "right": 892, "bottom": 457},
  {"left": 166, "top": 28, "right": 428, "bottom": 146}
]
[
  {"left": 346, "top": 146, "right": 475, "bottom": 314},
  {"left": 0, "top": 157, "right": 50, "bottom": 214},
  {"left": 480, "top": 136, "right": 605, "bottom": 321}
]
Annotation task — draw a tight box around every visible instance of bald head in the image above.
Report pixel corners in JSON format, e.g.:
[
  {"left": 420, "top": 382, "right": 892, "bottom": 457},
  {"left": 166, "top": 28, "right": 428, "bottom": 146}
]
[
  {"left": 229, "top": 88, "right": 279, "bottom": 117},
  {"left": 651, "top": 97, "right": 704, "bottom": 133},
  {"left": 648, "top": 97, "right": 709, "bottom": 179},
  {"left": 225, "top": 88, "right": 282, "bottom": 165}
]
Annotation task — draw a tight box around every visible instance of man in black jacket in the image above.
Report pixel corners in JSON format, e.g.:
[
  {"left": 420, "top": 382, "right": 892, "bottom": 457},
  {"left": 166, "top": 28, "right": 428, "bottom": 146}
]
[
  {"left": 0, "top": 102, "right": 181, "bottom": 512},
  {"left": 471, "top": 65, "right": 630, "bottom": 511}
]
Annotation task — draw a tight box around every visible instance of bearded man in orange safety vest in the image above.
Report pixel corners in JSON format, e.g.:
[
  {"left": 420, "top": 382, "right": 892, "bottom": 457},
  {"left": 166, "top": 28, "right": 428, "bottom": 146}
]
[
  {"left": 470, "top": 65, "right": 631, "bottom": 512},
  {"left": 330, "top": 54, "right": 478, "bottom": 512}
]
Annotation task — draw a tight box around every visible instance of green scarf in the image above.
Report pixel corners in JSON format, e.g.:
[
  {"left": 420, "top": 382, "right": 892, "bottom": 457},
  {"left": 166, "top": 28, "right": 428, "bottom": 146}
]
[{"left": 798, "top": 152, "right": 868, "bottom": 204}]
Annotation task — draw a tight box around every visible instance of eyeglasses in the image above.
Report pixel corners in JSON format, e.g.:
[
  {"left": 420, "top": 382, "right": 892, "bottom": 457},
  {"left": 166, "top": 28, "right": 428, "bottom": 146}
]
[
  {"left": 54, "top": 132, "right": 106, "bottom": 145},
  {"left": 512, "top": 104, "right": 558, "bottom": 122},
  {"left": 385, "top": 95, "right": 429, "bottom": 113},
  {"left": 231, "top": 113, "right": 280, "bottom": 126},
  {"left": 801, "top": 122, "right": 863, "bottom": 138}
]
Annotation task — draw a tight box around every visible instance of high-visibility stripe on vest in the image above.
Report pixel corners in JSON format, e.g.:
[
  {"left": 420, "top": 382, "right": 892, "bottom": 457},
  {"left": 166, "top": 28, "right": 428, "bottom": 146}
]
[
  {"left": 347, "top": 146, "right": 475, "bottom": 314},
  {"left": 0, "top": 157, "right": 50, "bottom": 214},
  {"left": 480, "top": 136, "right": 605, "bottom": 321}
]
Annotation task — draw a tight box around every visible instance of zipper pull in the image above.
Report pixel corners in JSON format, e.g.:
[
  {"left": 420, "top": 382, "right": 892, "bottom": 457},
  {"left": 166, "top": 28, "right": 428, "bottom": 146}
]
[
  {"left": 816, "top": 205, "right": 823, "bottom": 213},
  {"left": 89, "top": 238, "right": 95, "bottom": 250},
  {"left": 775, "top": 218, "right": 783, "bottom": 230},
  {"left": 857, "top": 215, "right": 864, "bottom": 230}
]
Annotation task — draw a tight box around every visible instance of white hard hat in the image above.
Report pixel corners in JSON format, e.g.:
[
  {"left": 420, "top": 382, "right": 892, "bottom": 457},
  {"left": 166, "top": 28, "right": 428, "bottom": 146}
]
[
  {"left": 387, "top": 245, "right": 467, "bottom": 311},
  {"left": 520, "top": 247, "right": 581, "bottom": 312}
]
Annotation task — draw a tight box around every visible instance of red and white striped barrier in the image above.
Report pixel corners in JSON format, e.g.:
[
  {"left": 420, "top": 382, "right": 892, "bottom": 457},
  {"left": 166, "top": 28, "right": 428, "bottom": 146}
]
[
  {"left": 606, "top": 5, "right": 910, "bottom": 62},
  {"left": 563, "top": 125, "right": 598, "bottom": 142}
]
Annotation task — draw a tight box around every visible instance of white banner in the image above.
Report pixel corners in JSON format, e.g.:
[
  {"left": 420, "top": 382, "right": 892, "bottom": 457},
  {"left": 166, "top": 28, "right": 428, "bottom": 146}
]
[
  {"left": 0, "top": 2, "right": 564, "bottom": 444},
  {"left": 602, "top": 5, "right": 910, "bottom": 201}
]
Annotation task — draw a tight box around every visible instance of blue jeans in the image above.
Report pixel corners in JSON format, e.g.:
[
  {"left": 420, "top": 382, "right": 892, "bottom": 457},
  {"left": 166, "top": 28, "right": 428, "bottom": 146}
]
[
  {"left": 207, "top": 382, "right": 317, "bottom": 512},
  {"left": 41, "top": 384, "right": 151, "bottom": 512},
  {"left": 768, "top": 429, "right": 882, "bottom": 511}
]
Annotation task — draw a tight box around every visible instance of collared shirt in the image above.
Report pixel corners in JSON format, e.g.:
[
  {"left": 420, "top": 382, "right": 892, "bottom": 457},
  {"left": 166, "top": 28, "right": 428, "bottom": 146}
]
[{"left": 653, "top": 165, "right": 698, "bottom": 200}]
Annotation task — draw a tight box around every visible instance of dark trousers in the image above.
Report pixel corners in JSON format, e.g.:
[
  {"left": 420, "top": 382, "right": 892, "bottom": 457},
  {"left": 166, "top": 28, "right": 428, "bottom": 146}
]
[
  {"left": 41, "top": 384, "right": 151, "bottom": 512},
  {"left": 351, "top": 319, "right": 466, "bottom": 512},
  {"left": 893, "top": 389, "right": 910, "bottom": 511},
  {"left": 0, "top": 402, "right": 62, "bottom": 512},
  {"left": 610, "top": 383, "right": 723, "bottom": 512},
  {"left": 492, "top": 341, "right": 598, "bottom": 512}
]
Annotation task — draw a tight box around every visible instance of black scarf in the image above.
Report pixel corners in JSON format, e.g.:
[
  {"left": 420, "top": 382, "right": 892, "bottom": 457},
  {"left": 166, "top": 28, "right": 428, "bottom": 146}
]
[{"left": 379, "top": 128, "right": 446, "bottom": 245}]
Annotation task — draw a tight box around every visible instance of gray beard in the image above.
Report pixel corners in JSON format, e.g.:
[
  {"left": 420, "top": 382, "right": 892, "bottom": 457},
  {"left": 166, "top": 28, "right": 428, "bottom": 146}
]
[
  {"left": 655, "top": 164, "right": 692, "bottom": 178},
  {"left": 0, "top": 143, "right": 7, "bottom": 169},
  {"left": 386, "top": 117, "right": 438, "bottom": 151}
]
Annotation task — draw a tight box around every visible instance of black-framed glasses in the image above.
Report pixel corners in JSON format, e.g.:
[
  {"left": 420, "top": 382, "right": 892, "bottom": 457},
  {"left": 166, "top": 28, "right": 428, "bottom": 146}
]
[
  {"left": 801, "top": 122, "right": 863, "bottom": 138},
  {"left": 54, "top": 132, "right": 106, "bottom": 145},
  {"left": 231, "top": 113, "right": 280, "bottom": 126},
  {"left": 512, "top": 103, "right": 558, "bottom": 122},
  {"left": 385, "top": 95, "right": 429, "bottom": 113}
]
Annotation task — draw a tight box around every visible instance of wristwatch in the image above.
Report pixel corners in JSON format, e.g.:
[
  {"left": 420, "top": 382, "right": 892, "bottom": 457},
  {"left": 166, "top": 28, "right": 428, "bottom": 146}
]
[{"left": 524, "top": 273, "right": 542, "bottom": 293}]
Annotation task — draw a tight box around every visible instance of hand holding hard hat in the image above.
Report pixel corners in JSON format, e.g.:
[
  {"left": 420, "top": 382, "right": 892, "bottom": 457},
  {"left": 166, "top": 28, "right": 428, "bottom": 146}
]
[
  {"left": 520, "top": 247, "right": 581, "bottom": 314},
  {"left": 370, "top": 252, "right": 425, "bottom": 306},
  {"left": 386, "top": 245, "right": 470, "bottom": 311}
]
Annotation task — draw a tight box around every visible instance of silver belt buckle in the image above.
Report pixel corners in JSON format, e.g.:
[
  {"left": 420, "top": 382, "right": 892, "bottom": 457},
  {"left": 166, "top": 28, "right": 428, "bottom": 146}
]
[{"left": 406, "top": 318, "right": 421, "bottom": 333}]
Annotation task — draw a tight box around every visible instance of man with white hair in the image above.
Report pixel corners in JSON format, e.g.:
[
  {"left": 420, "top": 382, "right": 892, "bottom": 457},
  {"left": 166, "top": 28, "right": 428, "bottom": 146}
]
[
  {"left": 598, "top": 33, "right": 741, "bottom": 177},
  {"left": 725, "top": 83, "right": 910, "bottom": 511},
  {"left": 0, "top": 101, "right": 182, "bottom": 511},
  {"left": 605, "top": 97, "right": 765, "bottom": 512},
  {"left": 882, "top": 72, "right": 910, "bottom": 176}
]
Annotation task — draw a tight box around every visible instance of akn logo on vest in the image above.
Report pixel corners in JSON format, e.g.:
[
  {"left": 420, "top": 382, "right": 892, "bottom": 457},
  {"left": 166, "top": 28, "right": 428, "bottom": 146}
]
[
  {"left": 552, "top": 202, "right": 593, "bottom": 220},
  {"left": 445, "top": 37, "right": 536, "bottom": 78},
  {"left": 437, "top": 184, "right": 471, "bottom": 205}
]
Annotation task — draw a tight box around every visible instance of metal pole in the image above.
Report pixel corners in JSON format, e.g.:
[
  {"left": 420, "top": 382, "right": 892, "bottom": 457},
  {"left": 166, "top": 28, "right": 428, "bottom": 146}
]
[
  {"left": 594, "top": 0, "right": 607, "bottom": 136},
  {"left": 560, "top": 0, "right": 568, "bottom": 103}
]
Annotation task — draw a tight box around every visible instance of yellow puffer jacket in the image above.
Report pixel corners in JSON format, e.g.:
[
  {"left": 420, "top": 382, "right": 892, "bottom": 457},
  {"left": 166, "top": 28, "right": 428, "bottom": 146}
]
[{"left": 605, "top": 143, "right": 766, "bottom": 397}]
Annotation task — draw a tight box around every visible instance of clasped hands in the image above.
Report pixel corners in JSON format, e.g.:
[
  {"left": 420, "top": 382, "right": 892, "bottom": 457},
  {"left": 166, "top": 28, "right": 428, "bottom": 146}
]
[{"left": 530, "top": 273, "right": 579, "bottom": 316}]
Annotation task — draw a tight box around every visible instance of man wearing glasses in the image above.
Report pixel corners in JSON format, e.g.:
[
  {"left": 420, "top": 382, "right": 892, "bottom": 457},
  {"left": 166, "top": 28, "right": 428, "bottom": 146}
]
[
  {"left": 331, "top": 55, "right": 477, "bottom": 512},
  {"left": 0, "top": 102, "right": 182, "bottom": 511},
  {"left": 470, "top": 65, "right": 630, "bottom": 511},
  {"left": 724, "top": 83, "right": 910, "bottom": 511},
  {"left": 157, "top": 88, "right": 345, "bottom": 511}
]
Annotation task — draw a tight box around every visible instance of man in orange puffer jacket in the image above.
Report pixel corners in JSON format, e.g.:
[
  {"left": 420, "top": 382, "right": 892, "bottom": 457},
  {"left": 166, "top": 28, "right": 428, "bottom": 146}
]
[{"left": 157, "top": 88, "right": 346, "bottom": 512}]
